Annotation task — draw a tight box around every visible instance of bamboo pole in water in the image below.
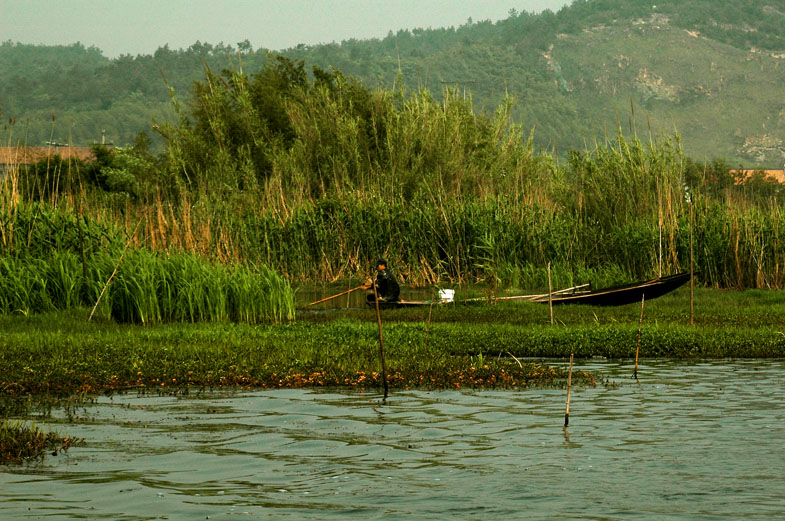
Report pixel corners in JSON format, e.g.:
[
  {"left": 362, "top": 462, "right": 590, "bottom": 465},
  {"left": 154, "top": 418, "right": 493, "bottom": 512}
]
[
  {"left": 564, "top": 353, "right": 574, "bottom": 427},
  {"left": 634, "top": 293, "right": 645, "bottom": 380},
  {"left": 372, "top": 284, "right": 389, "bottom": 400},
  {"left": 690, "top": 201, "right": 695, "bottom": 327},
  {"left": 658, "top": 177, "right": 663, "bottom": 278}
]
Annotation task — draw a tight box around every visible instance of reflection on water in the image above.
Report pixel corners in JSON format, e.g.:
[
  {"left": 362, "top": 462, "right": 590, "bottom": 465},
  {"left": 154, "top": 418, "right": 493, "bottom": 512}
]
[{"left": 2, "top": 360, "right": 785, "bottom": 519}]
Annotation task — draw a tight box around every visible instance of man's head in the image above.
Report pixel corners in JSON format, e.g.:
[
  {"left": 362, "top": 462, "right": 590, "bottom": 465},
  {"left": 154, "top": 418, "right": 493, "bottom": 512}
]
[{"left": 375, "top": 258, "right": 387, "bottom": 271}]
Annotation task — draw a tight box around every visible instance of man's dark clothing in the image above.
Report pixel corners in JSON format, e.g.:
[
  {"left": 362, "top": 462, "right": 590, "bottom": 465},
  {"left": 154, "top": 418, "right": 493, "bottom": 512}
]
[{"left": 375, "top": 268, "right": 400, "bottom": 302}]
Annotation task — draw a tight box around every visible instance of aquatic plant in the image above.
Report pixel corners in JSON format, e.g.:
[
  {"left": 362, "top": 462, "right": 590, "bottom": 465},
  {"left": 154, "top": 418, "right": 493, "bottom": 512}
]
[
  {"left": 1, "top": 288, "right": 783, "bottom": 399},
  {"left": 0, "top": 250, "right": 295, "bottom": 324},
  {"left": 0, "top": 206, "right": 295, "bottom": 323},
  {"left": 104, "top": 250, "right": 295, "bottom": 324},
  {"left": 0, "top": 420, "right": 75, "bottom": 464}
]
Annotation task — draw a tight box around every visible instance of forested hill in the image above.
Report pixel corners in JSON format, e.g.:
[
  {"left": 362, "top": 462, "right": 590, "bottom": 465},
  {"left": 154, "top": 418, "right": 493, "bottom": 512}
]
[{"left": 2, "top": 0, "right": 784, "bottom": 166}]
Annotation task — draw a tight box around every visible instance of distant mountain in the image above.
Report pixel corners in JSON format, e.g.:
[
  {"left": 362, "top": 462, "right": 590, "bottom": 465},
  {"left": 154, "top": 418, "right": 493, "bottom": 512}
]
[{"left": 2, "top": 0, "right": 784, "bottom": 166}]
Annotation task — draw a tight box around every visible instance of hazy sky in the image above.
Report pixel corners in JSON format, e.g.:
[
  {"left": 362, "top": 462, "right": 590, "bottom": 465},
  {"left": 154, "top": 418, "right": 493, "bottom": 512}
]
[{"left": 1, "top": 0, "right": 571, "bottom": 58}]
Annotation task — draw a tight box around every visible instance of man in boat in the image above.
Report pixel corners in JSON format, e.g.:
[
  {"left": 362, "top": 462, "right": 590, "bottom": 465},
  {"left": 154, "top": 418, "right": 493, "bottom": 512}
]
[{"left": 361, "top": 258, "right": 400, "bottom": 303}]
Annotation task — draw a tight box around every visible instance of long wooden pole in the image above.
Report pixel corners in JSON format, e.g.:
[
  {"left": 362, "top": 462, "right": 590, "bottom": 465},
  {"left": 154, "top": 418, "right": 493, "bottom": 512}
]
[
  {"left": 564, "top": 353, "right": 574, "bottom": 427},
  {"left": 463, "top": 283, "right": 590, "bottom": 303},
  {"left": 372, "top": 283, "right": 389, "bottom": 400},
  {"left": 307, "top": 285, "right": 364, "bottom": 307},
  {"left": 690, "top": 201, "right": 694, "bottom": 327},
  {"left": 634, "top": 293, "right": 645, "bottom": 380}
]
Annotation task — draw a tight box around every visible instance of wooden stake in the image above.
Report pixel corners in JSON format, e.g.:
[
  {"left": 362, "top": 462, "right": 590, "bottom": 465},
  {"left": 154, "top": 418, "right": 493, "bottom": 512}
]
[
  {"left": 658, "top": 178, "right": 663, "bottom": 278},
  {"left": 634, "top": 293, "right": 645, "bottom": 380},
  {"left": 547, "top": 262, "right": 554, "bottom": 325},
  {"left": 372, "top": 284, "right": 389, "bottom": 400},
  {"left": 564, "top": 353, "right": 574, "bottom": 427},
  {"left": 690, "top": 201, "right": 694, "bottom": 327}
]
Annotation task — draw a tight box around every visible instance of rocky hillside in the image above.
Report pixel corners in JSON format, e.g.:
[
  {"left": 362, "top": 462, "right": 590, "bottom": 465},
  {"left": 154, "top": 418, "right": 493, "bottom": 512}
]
[{"left": 2, "top": 0, "right": 784, "bottom": 166}]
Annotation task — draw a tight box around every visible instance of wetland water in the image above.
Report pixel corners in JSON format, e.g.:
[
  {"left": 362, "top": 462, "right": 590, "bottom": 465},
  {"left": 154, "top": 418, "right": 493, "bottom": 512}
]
[{"left": 2, "top": 360, "right": 784, "bottom": 520}]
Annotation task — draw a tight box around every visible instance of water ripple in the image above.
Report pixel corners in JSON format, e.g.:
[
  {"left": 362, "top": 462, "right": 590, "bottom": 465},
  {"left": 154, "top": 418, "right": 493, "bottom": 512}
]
[{"left": 2, "top": 360, "right": 785, "bottom": 519}]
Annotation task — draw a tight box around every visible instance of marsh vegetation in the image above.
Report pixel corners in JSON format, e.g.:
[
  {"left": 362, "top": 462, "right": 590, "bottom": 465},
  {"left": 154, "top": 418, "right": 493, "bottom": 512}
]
[{"left": 2, "top": 56, "right": 784, "bottom": 462}]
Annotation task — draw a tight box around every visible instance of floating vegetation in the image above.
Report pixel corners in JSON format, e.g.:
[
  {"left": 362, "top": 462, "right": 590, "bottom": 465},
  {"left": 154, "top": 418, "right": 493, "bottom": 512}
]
[
  {"left": 2, "top": 286, "right": 784, "bottom": 400},
  {"left": 0, "top": 310, "right": 599, "bottom": 397},
  {"left": 0, "top": 420, "right": 75, "bottom": 464}
]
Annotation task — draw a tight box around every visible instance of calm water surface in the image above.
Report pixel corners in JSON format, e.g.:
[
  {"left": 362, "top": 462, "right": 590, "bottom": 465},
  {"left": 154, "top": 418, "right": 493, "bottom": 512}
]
[{"left": 2, "top": 360, "right": 784, "bottom": 520}]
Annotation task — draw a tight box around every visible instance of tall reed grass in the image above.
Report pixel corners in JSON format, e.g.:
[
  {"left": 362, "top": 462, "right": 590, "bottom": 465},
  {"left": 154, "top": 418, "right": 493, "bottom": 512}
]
[
  {"left": 0, "top": 205, "right": 294, "bottom": 322},
  {"left": 3, "top": 58, "right": 784, "bottom": 290}
]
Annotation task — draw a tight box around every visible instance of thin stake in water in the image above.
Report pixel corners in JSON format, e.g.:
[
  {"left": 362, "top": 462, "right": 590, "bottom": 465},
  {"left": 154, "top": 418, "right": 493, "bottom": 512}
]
[
  {"left": 564, "top": 353, "right": 574, "bottom": 427},
  {"left": 372, "top": 283, "right": 389, "bottom": 400},
  {"left": 634, "top": 293, "right": 645, "bottom": 380},
  {"left": 690, "top": 200, "right": 695, "bottom": 327}
]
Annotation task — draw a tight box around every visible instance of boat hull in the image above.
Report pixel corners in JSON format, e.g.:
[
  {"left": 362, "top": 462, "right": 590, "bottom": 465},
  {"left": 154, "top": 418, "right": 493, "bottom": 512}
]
[
  {"left": 543, "top": 272, "right": 692, "bottom": 306},
  {"left": 363, "top": 273, "right": 692, "bottom": 309}
]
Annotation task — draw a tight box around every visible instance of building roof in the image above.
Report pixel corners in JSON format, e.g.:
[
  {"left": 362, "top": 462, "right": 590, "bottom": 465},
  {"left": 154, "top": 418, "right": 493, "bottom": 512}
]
[
  {"left": 0, "top": 145, "right": 106, "bottom": 166},
  {"left": 731, "top": 169, "right": 785, "bottom": 184}
]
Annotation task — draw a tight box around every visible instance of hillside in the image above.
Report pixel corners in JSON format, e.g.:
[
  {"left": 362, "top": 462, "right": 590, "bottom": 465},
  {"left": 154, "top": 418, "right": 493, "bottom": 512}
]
[{"left": 1, "top": 0, "right": 784, "bottom": 166}]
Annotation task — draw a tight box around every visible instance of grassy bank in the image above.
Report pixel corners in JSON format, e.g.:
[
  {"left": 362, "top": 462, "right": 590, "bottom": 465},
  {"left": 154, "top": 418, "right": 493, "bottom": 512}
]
[
  {"left": 0, "top": 308, "right": 591, "bottom": 397},
  {"left": 1, "top": 287, "right": 783, "bottom": 400}
]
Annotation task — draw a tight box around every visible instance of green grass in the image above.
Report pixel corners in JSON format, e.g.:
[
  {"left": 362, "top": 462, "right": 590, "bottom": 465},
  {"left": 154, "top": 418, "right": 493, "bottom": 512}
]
[
  {"left": 0, "top": 287, "right": 783, "bottom": 400},
  {"left": 305, "top": 286, "right": 785, "bottom": 329},
  {"left": 0, "top": 307, "right": 585, "bottom": 398},
  {"left": 0, "top": 208, "right": 296, "bottom": 324}
]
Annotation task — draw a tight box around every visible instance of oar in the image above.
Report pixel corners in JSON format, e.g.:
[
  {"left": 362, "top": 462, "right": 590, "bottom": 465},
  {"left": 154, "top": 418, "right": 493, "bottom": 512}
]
[{"left": 306, "top": 285, "right": 366, "bottom": 307}]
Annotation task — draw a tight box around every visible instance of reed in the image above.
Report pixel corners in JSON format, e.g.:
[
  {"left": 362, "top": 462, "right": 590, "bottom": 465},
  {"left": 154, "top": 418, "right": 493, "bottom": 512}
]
[
  {"left": 3, "top": 61, "right": 785, "bottom": 290},
  {"left": 0, "top": 207, "right": 295, "bottom": 323}
]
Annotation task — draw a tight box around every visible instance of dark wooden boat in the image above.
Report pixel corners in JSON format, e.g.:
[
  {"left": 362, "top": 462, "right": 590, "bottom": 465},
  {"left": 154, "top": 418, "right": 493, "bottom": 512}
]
[
  {"left": 365, "top": 273, "right": 690, "bottom": 309},
  {"left": 534, "top": 272, "right": 692, "bottom": 307},
  {"left": 365, "top": 283, "right": 592, "bottom": 309}
]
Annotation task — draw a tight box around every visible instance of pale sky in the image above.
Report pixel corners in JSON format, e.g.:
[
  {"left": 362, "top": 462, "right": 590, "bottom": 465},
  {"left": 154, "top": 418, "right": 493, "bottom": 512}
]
[{"left": 1, "top": 0, "right": 571, "bottom": 58}]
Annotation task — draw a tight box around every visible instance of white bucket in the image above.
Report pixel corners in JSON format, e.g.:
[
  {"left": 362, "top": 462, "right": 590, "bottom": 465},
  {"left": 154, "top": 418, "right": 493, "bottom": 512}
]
[{"left": 438, "top": 289, "right": 455, "bottom": 302}]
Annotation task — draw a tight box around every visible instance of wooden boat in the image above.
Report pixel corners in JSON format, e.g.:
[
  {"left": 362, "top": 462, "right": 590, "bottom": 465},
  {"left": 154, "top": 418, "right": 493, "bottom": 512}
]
[
  {"left": 533, "top": 272, "right": 692, "bottom": 307},
  {"left": 366, "top": 273, "right": 691, "bottom": 309},
  {"left": 366, "top": 283, "right": 592, "bottom": 309}
]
